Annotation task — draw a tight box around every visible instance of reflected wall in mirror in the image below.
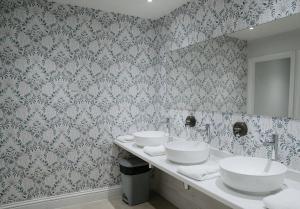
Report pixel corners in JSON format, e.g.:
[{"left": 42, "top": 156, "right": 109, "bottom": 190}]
[
  {"left": 166, "top": 13, "right": 300, "bottom": 119},
  {"left": 164, "top": 35, "right": 247, "bottom": 113}
]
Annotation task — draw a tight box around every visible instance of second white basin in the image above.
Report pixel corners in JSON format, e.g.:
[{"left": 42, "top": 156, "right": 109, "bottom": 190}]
[
  {"left": 219, "top": 156, "right": 287, "bottom": 194},
  {"left": 133, "top": 131, "right": 168, "bottom": 147},
  {"left": 165, "top": 141, "right": 209, "bottom": 164}
]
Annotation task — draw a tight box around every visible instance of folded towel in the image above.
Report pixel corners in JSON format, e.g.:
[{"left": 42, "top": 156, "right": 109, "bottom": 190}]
[
  {"left": 177, "top": 162, "right": 219, "bottom": 181},
  {"left": 143, "top": 145, "right": 166, "bottom": 156},
  {"left": 263, "top": 188, "right": 300, "bottom": 209},
  {"left": 116, "top": 135, "right": 135, "bottom": 143}
]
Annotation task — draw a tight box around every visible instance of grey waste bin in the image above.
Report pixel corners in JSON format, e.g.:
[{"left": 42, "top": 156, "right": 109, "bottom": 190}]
[{"left": 119, "top": 157, "right": 150, "bottom": 205}]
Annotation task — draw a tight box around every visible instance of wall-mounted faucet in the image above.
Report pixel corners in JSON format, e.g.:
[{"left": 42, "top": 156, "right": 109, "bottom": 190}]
[
  {"left": 185, "top": 115, "right": 211, "bottom": 144},
  {"left": 233, "top": 122, "right": 248, "bottom": 137},
  {"left": 264, "top": 134, "right": 279, "bottom": 161},
  {"left": 197, "top": 124, "right": 211, "bottom": 144},
  {"left": 185, "top": 115, "right": 196, "bottom": 127},
  {"left": 160, "top": 118, "right": 171, "bottom": 137}
]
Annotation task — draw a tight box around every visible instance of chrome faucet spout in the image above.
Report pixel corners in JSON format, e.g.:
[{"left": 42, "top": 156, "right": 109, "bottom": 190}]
[
  {"left": 205, "top": 124, "right": 211, "bottom": 144},
  {"left": 197, "top": 124, "right": 211, "bottom": 144},
  {"left": 159, "top": 117, "right": 171, "bottom": 138},
  {"left": 264, "top": 134, "right": 279, "bottom": 161}
]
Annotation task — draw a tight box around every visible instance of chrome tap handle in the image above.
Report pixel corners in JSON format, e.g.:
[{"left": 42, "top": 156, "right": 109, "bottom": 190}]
[
  {"left": 196, "top": 124, "right": 211, "bottom": 144},
  {"left": 263, "top": 134, "right": 279, "bottom": 161},
  {"left": 273, "top": 134, "right": 279, "bottom": 161},
  {"left": 160, "top": 117, "right": 171, "bottom": 139}
]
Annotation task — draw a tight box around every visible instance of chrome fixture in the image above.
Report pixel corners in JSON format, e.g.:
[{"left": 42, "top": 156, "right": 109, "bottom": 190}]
[
  {"left": 264, "top": 134, "right": 279, "bottom": 161},
  {"left": 233, "top": 122, "right": 248, "bottom": 137},
  {"left": 160, "top": 117, "right": 171, "bottom": 137},
  {"left": 185, "top": 115, "right": 196, "bottom": 127},
  {"left": 197, "top": 124, "right": 211, "bottom": 144}
]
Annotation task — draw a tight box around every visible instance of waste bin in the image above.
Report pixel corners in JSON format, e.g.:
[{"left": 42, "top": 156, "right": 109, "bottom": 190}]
[{"left": 119, "top": 157, "right": 150, "bottom": 205}]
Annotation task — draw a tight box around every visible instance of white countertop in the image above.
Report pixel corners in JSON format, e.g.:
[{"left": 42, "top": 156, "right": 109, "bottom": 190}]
[{"left": 114, "top": 140, "right": 300, "bottom": 209}]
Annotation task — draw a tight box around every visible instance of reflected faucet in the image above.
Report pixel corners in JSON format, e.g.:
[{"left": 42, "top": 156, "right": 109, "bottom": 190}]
[
  {"left": 185, "top": 115, "right": 196, "bottom": 127},
  {"left": 197, "top": 124, "right": 211, "bottom": 144},
  {"left": 233, "top": 122, "right": 248, "bottom": 137},
  {"left": 264, "top": 134, "right": 279, "bottom": 161},
  {"left": 160, "top": 118, "right": 171, "bottom": 137}
]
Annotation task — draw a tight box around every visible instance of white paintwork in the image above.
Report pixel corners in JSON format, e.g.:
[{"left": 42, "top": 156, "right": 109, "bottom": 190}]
[
  {"left": 230, "top": 13, "right": 300, "bottom": 41},
  {"left": 295, "top": 50, "right": 300, "bottom": 119},
  {"left": 1, "top": 186, "right": 121, "bottom": 209},
  {"left": 133, "top": 131, "right": 168, "bottom": 147},
  {"left": 114, "top": 140, "right": 300, "bottom": 209},
  {"left": 247, "top": 51, "right": 296, "bottom": 118},
  {"left": 247, "top": 29, "right": 300, "bottom": 58},
  {"left": 219, "top": 156, "right": 287, "bottom": 194},
  {"left": 165, "top": 141, "right": 209, "bottom": 164},
  {"left": 50, "top": 0, "right": 190, "bottom": 19},
  {"left": 244, "top": 29, "right": 300, "bottom": 120}
]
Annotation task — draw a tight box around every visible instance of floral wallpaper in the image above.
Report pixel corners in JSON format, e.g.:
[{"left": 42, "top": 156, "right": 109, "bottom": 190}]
[
  {"left": 169, "top": 109, "right": 300, "bottom": 171},
  {"left": 156, "top": 0, "right": 300, "bottom": 53},
  {"left": 164, "top": 35, "right": 247, "bottom": 113},
  {"left": 158, "top": 0, "right": 300, "bottom": 174},
  {"left": 1, "top": 0, "right": 300, "bottom": 206},
  {"left": 0, "top": 0, "right": 163, "bottom": 205}
]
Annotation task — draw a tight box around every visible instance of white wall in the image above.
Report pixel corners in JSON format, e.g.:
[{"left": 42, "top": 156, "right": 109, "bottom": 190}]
[
  {"left": 248, "top": 29, "right": 300, "bottom": 119},
  {"left": 254, "top": 58, "right": 291, "bottom": 117},
  {"left": 248, "top": 29, "right": 300, "bottom": 58}
]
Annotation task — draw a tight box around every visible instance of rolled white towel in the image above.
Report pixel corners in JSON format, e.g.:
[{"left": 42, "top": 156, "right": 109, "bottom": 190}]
[
  {"left": 116, "top": 135, "right": 135, "bottom": 143},
  {"left": 177, "top": 162, "right": 219, "bottom": 181},
  {"left": 263, "top": 188, "right": 300, "bottom": 209},
  {"left": 143, "top": 145, "right": 166, "bottom": 156}
]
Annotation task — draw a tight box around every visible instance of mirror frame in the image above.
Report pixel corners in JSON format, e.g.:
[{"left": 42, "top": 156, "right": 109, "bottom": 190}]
[{"left": 247, "top": 51, "right": 296, "bottom": 118}]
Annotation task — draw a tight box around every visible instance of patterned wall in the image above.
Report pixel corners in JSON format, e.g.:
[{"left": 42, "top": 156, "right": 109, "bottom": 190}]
[
  {"left": 0, "top": 0, "right": 163, "bottom": 205},
  {"left": 1, "top": 0, "right": 300, "bottom": 206},
  {"left": 156, "top": 0, "right": 300, "bottom": 53},
  {"left": 164, "top": 35, "right": 247, "bottom": 113},
  {"left": 158, "top": 0, "right": 300, "bottom": 171}
]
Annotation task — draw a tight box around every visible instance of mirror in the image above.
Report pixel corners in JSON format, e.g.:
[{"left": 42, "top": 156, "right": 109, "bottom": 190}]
[
  {"left": 164, "top": 13, "right": 300, "bottom": 119},
  {"left": 248, "top": 54, "right": 294, "bottom": 118}
]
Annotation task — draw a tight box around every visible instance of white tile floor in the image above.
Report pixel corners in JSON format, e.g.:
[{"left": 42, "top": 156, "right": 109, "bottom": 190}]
[{"left": 56, "top": 194, "right": 178, "bottom": 209}]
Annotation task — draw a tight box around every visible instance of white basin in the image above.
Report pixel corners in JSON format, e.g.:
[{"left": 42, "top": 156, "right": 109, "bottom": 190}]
[
  {"left": 133, "top": 131, "right": 168, "bottom": 147},
  {"left": 165, "top": 141, "right": 209, "bottom": 164},
  {"left": 219, "top": 156, "right": 287, "bottom": 194}
]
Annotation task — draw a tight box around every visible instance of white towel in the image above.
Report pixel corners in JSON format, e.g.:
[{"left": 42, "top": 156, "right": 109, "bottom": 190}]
[
  {"left": 116, "top": 135, "right": 135, "bottom": 143},
  {"left": 263, "top": 188, "right": 300, "bottom": 209},
  {"left": 177, "top": 162, "right": 219, "bottom": 181},
  {"left": 143, "top": 145, "right": 166, "bottom": 156}
]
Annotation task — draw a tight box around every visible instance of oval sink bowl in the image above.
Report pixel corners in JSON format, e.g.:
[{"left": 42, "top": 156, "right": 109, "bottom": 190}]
[
  {"left": 219, "top": 156, "right": 287, "bottom": 194},
  {"left": 165, "top": 141, "right": 209, "bottom": 164},
  {"left": 133, "top": 131, "right": 168, "bottom": 147}
]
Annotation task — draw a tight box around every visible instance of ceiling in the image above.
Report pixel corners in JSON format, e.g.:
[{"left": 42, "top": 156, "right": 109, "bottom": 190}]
[
  {"left": 229, "top": 13, "right": 300, "bottom": 41},
  {"left": 50, "top": 0, "right": 191, "bottom": 19}
]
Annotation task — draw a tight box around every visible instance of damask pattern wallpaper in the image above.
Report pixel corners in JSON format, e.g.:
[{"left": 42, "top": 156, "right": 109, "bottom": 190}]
[
  {"left": 0, "top": 0, "right": 162, "bottom": 205},
  {"left": 164, "top": 35, "right": 247, "bottom": 113},
  {"left": 159, "top": 0, "right": 300, "bottom": 175},
  {"left": 156, "top": 0, "right": 300, "bottom": 53},
  {"left": 1, "top": 0, "right": 300, "bottom": 206}
]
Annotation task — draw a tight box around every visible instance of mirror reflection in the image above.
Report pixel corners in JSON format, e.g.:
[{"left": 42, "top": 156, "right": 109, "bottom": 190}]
[{"left": 165, "top": 13, "right": 300, "bottom": 119}]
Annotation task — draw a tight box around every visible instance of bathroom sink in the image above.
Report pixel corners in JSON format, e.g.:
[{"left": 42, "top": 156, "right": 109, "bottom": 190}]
[
  {"left": 165, "top": 141, "right": 209, "bottom": 164},
  {"left": 133, "top": 131, "right": 168, "bottom": 147},
  {"left": 219, "top": 156, "right": 287, "bottom": 194}
]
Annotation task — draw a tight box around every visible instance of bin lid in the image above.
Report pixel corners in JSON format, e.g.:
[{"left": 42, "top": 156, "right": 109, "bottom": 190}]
[
  {"left": 119, "top": 157, "right": 148, "bottom": 168},
  {"left": 119, "top": 157, "right": 150, "bottom": 175}
]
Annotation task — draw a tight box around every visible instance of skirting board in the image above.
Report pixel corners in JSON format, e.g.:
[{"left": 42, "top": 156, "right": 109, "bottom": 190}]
[{"left": 0, "top": 185, "right": 121, "bottom": 209}]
